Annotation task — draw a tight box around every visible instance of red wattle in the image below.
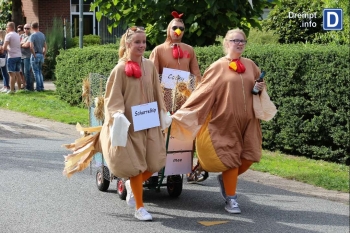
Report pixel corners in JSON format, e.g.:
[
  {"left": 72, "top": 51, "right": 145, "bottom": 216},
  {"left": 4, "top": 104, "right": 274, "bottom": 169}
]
[{"left": 125, "top": 61, "right": 142, "bottom": 78}]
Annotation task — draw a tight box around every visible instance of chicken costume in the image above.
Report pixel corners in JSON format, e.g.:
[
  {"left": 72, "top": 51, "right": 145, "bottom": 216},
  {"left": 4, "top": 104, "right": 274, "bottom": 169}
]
[
  {"left": 63, "top": 58, "right": 167, "bottom": 179},
  {"left": 149, "top": 43, "right": 201, "bottom": 83},
  {"left": 149, "top": 11, "right": 201, "bottom": 112},
  {"left": 170, "top": 57, "right": 263, "bottom": 172},
  {"left": 149, "top": 11, "right": 201, "bottom": 83},
  {"left": 100, "top": 58, "right": 167, "bottom": 178}
]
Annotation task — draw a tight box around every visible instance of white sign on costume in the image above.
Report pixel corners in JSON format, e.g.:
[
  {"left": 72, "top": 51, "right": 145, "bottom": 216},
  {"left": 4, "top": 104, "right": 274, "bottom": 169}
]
[
  {"left": 131, "top": 101, "right": 160, "bottom": 131},
  {"left": 161, "top": 68, "right": 190, "bottom": 89}
]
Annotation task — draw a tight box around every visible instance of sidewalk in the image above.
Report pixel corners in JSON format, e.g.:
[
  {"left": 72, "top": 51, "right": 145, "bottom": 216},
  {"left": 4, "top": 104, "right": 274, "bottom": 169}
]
[
  {"left": 44, "top": 81, "right": 56, "bottom": 91},
  {"left": 0, "top": 81, "right": 56, "bottom": 91}
]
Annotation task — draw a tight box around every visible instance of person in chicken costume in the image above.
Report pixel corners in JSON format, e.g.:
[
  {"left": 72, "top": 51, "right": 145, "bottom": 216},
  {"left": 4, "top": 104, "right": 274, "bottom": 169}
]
[
  {"left": 169, "top": 28, "right": 276, "bottom": 214},
  {"left": 149, "top": 11, "right": 208, "bottom": 183},
  {"left": 149, "top": 11, "right": 201, "bottom": 86},
  {"left": 63, "top": 26, "right": 172, "bottom": 221}
]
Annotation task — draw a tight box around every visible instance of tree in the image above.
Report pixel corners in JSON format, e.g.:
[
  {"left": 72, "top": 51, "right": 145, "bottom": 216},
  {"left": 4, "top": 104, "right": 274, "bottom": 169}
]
[
  {"left": 90, "top": 0, "right": 275, "bottom": 47},
  {"left": 11, "top": 0, "right": 23, "bottom": 27},
  {"left": 0, "top": 0, "right": 23, "bottom": 28},
  {"left": 263, "top": 0, "right": 324, "bottom": 44},
  {"left": 312, "top": 0, "right": 349, "bottom": 45},
  {"left": 0, "top": 0, "right": 12, "bottom": 29}
]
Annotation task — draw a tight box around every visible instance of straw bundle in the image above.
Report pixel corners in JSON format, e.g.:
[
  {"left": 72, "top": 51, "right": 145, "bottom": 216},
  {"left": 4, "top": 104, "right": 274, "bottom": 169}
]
[
  {"left": 82, "top": 78, "right": 91, "bottom": 107},
  {"left": 94, "top": 96, "right": 104, "bottom": 121}
]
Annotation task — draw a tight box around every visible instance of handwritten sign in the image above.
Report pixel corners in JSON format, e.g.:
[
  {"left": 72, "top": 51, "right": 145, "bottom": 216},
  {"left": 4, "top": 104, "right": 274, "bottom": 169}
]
[
  {"left": 131, "top": 101, "right": 160, "bottom": 131},
  {"left": 164, "top": 152, "right": 192, "bottom": 175},
  {"left": 161, "top": 68, "right": 190, "bottom": 89},
  {"left": 163, "top": 136, "right": 193, "bottom": 175}
]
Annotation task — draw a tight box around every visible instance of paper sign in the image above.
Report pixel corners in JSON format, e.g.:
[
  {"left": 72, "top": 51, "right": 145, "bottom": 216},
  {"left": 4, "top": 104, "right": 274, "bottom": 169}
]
[
  {"left": 162, "top": 68, "right": 190, "bottom": 89},
  {"left": 163, "top": 136, "right": 193, "bottom": 175},
  {"left": 131, "top": 101, "right": 160, "bottom": 131},
  {"left": 164, "top": 152, "right": 192, "bottom": 175},
  {"left": 167, "top": 136, "right": 193, "bottom": 151}
]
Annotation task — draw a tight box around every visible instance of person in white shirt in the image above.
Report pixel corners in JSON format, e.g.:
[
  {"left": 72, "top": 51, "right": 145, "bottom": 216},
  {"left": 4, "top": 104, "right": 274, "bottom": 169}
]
[{"left": 0, "top": 22, "right": 22, "bottom": 94}]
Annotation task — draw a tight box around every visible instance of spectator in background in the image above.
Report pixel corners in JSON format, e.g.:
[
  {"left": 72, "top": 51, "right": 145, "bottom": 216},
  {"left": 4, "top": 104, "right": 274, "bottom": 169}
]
[
  {"left": 0, "top": 22, "right": 22, "bottom": 94},
  {"left": 17, "top": 25, "right": 24, "bottom": 37},
  {"left": 29, "top": 21, "right": 47, "bottom": 92},
  {"left": 17, "top": 24, "right": 26, "bottom": 88},
  {"left": 0, "top": 30, "right": 10, "bottom": 93},
  {"left": 20, "top": 23, "right": 33, "bottom": 91}
]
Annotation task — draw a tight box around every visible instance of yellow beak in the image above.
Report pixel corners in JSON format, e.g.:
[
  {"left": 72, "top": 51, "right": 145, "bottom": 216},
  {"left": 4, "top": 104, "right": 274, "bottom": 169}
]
[{"left": 175, "top": 29, "right": 182, "bottom": 35}]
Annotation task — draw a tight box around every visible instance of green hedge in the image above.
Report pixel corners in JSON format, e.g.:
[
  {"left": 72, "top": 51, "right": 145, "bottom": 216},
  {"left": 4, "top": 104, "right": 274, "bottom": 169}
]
[
  {"left": 72, "top": 35, "right": 102, "bottom": 47},
  {"left": 242, "top": 44, "right": 349, "bottom": 165},
  {"left": 55, "top": 43, "right": 349, "bottom": 164},
  {"left": 55, "top": 44, "right": 119, "bottom": 106}
]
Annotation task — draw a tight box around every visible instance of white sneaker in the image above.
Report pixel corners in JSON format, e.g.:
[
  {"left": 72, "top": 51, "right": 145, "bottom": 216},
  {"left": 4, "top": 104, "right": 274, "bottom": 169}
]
[
  {"left": 134, "top": 207, "right": 152, "bottom": 221},
  {"left": 1, "top": 88, "right": 8, "bottom": 93},
  {"left": 125, "top": 180, "right": 135, "bottom": 208}
]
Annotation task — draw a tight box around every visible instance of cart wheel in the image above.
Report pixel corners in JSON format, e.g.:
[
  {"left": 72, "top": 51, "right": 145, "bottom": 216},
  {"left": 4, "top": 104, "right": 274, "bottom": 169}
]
[
  {"left": 96, "top": 166, "right": 110, "bottom": 192},
  {"left": 167, "top": 175, "right": 183, "bottom": 198},
  {"left": 116, "top": 178, "right": 127, "bottom": 200}
]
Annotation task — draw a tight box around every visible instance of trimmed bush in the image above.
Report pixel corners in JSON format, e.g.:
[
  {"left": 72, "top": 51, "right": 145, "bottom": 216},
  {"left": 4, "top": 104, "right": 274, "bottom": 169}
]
[
  {"left": 72, "top": 34, "right": 101, "bottom": 47},
  {"left": 243, "top": 44, "right": 349, "bottom": 164},
  {"left": 55, "top": 44, "right": 119, "bottom": 106},
  {"left": 194, "top": 46, "right": 224, "bottom": 74}
]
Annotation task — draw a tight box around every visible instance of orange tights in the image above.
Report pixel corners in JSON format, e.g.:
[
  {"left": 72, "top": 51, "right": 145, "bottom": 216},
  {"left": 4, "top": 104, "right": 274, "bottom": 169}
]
[
  {"left": 222, "top": 159, "right": 253, "bottom": 197},
  {"left": 129, "top": 171, "right": 153, "bottom": 209}
]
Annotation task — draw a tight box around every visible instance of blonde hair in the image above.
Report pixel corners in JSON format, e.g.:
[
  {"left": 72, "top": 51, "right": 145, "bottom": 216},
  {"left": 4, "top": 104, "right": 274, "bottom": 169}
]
[
  {"left": 7, "top": 22, "right": 15, "bottom": 30},
  {"left": 0, "top": 30, "right": 6, "bottom": 41},
  {"left": 165, "top": 18, "right": 184, "bottom": 43},
  {"left": 118, "top": 27, "right": 146, "bottom": 61},
  {"left": 222, "top": 28, "right": 247, "bottom": 54}
]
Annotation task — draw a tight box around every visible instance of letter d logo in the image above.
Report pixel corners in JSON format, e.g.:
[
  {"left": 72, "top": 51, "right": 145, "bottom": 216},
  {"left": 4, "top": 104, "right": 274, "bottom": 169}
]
[{"left": 323, "top": 9, "right": 343, "bottom": 30}]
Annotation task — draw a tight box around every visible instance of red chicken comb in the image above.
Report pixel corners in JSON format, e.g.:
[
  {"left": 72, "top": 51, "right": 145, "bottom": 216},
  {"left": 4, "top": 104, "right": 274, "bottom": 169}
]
[{"left": 171, "top": 11, "right": 184, "bottom": 19}]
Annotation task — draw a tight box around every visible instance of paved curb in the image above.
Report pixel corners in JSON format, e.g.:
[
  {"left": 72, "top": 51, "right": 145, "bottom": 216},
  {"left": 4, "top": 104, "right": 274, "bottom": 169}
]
[{"left": 44, "top": 81, "right": 56, "bottom": 91}]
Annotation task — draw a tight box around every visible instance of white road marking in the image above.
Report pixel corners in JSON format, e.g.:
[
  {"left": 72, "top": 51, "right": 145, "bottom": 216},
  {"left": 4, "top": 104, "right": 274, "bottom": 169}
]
[
  {"left": 22, "top": 123, "right": 51, "bottom": 131},
  {"left": 0, "top": 123, "right": 21, "bottom": 134}
]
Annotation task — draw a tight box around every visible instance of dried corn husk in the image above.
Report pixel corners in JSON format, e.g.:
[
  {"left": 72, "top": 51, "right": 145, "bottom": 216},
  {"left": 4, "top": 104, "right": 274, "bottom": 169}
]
[
  {"left": 176, "top": 81, "right": 192, "bottom": 98},
  {"left": 82, "top": 78, "right": 91, "bottom": 107},
  {"left": 94, "top": 96, "right": 104, "bottom": 121}
]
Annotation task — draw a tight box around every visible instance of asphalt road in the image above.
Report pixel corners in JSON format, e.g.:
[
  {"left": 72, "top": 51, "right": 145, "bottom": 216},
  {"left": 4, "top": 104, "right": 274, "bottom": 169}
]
[{"left": 0, "top": 109, "right": 349, "bottom": 233}]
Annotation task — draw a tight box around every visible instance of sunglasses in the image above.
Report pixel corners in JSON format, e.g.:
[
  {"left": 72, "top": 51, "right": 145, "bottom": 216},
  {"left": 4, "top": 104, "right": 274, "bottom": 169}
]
[
  {"left": 171, "top": 26, "right": 184, "bottom": 31},
  {"left": 24, "top": 28, "right": 30, "bottom": 30},
  {"left": 126, "top": 26, "right": 145, "bottom": 37},
  {"left": 229, "top": 39, "right": 247, "bottom": 45}
]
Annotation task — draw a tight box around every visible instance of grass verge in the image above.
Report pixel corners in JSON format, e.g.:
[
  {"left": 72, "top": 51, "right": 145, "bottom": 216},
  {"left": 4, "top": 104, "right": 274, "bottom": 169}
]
[
  {"left": 0, "top": 90, "right": 88, "bottom": 125},
  {"left": 253, "top": 151, "right": 349, "bottom": 193},
  {"left": 0, "top": 90, "right": 349, "bottom": 193}
]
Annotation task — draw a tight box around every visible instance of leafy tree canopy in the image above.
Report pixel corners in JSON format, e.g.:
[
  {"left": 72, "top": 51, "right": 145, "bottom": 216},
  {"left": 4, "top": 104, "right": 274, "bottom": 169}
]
[
  {"left": 0, "top": 0, "right": 12, "bottom": 29},
  {"left": 90, "top": 0, "right": 275, "bottom": 48},
  {"left": 313, "top": 0, "right": 349, "bottom": 45},
  {"left": 263, "top": 0, "right": 324, "bottom": 44}
]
